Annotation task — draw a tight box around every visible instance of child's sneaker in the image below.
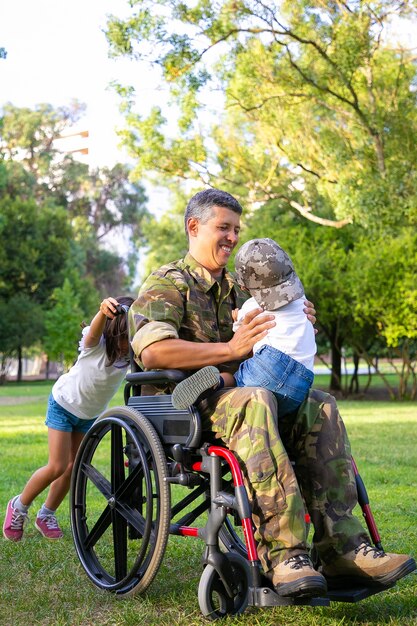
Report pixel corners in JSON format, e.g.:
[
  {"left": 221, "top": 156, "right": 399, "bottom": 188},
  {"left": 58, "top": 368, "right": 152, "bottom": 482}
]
[
  {"left": 35, "top": 514, "right": 64, "bottom": 539},
  {"left": 3, "top": 499, "right": 29, "bottom": 541}
]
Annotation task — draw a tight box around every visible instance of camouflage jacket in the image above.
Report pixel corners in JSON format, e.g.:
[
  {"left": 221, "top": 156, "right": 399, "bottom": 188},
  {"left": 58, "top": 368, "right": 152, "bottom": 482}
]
[{"left": 129, "top": 253, "right": 249, "bottom": 375}]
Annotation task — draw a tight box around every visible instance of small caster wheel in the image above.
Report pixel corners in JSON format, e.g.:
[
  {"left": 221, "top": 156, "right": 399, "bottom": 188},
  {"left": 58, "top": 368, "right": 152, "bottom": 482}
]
[{"left": 198, "top": 553, "right": 250, "bottom": 620}]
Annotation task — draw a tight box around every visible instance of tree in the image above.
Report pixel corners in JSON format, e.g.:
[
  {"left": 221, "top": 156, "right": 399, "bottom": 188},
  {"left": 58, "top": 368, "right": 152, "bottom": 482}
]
[
  {"left": 43, "top": 279, "right": 84, "bottom": 371},
  {"left": 0, "top": 294, "right": 44, "bottom": 382},
  {"left": 238, "top": 204, "right": 362, "bottom": 392},
  {"left": 0, "top": 103, "right": 150, "bottom": 297},
  {"left": 0, "top": 101, "right": 150, "bottom": 379},
  {"left": 104, "top": 0, "right": 417, "bottom": 398},
  {"left": 106, "top": 0, "right": 417, "bottom": 233},
  {"left": 0, "top": 101, "right": 86, "bottom": 199},
  {"left": 0, "top": 195, "right": 71, "bottom": 303},
  {"left": 67, "top": 163, "right": 149, "bottom": 292},
  {"left": 349, "top": 229, "right": 417, "bottom": 399},
  {"left": 0, "top": 196, "right": 71, "bottom": 380},
  {"left": 140, "top": 189, "right": 190, "bottom": 276}
]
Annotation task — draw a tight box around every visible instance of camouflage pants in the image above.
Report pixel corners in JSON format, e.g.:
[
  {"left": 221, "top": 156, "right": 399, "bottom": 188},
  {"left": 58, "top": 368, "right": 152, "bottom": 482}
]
[{"left": 200, "top": 386, "right": 369, "bottom": 577}]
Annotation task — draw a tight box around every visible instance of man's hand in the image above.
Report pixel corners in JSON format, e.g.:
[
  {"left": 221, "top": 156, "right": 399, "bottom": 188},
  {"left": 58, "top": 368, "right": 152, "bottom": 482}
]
[
  {"left": 227, "top": 307, "right": 275, "bottom": 359},
  {"left": 304, "top": 299, "right": 317, "bottom": 333}
]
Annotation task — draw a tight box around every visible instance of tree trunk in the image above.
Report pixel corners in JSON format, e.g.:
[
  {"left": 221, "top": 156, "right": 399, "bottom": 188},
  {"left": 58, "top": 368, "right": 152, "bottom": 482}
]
[
  {"left": 329, "top": 327, "right": 342, "bottom": 392},
  {"left": 349, "top": 353, "right": 360, "bottom": 394},
  {"left": 17, "top": 345, "right": 23, "bottom": 382}
]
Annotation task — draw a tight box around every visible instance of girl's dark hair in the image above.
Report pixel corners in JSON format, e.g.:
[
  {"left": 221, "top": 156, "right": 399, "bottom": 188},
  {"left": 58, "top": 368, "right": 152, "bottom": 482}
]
[{"left": 104, "top": 296, "right": 134, "bottom": 366}]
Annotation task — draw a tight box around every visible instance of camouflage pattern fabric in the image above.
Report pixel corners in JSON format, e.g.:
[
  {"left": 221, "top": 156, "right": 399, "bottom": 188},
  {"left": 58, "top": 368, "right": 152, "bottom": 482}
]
[
  {"left": 235, "top": 238, "right": 305, "bottom": 310},
  {"left": 130, "top": 253, "right": 369, "bottom": 573},
  {"left": 129, "top": 252, "right": 249, "bottom": 376},
  {"left": 199, "top": 386, "right": 368, "bottom": 576}
]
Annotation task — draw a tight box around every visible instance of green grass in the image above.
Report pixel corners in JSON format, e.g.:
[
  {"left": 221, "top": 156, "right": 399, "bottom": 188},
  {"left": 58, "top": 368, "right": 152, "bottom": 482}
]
[
  {"left": 0, "top": 378, "right": 55, "bottom": 395},
  {"left": 0, "top": 382, "right": 416, "bottom": 625},
  {"left": 313, "top": 372, "right": 403, "bottom": 396}
]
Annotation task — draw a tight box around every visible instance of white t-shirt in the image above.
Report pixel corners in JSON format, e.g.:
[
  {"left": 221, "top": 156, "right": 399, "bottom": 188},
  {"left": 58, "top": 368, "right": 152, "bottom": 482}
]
[
  {"left": 233, "top": 296, "right": 317, "bottom": 372},
  {"left": 52, "top": 326, "right": 128, "bottom": 420}
]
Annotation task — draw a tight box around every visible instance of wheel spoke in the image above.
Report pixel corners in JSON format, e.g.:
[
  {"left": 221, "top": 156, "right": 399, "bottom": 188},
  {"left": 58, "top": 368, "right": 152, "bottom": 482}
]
[
  {"left": 114, "top": 459, "right": 147, "bottom": 500},
  {"left": 81, "top": 462, "right": 112, "bottom": 499},
  {"left": 84, "top": 506, "right": 111, "bottom": 549},
  {"left": 111, "top": 423, "right": 125, "bottom": 491},
  {"left": 114, "top": 500, "right": 154, "bottom": 541},
  {"left": 110, "top": 423, "right": 129, "bottom": 581},
  {"left": 112, "top": 508, "right": 128, "bottom": 581}
]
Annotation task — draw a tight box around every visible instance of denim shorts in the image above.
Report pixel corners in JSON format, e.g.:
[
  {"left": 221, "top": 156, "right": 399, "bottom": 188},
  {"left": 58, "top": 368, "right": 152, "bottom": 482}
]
[
  {"left": 45, "top": 394, "right": 96, "bottom": 434},
  {"left": 235, "top": 345, "right": 314, "bottom": 417}
]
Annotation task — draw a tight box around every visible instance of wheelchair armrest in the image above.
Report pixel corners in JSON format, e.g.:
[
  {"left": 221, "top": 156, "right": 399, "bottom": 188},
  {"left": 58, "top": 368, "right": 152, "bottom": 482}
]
[{"left": 125, "top": 369, "right": 187, "bottom": 386}]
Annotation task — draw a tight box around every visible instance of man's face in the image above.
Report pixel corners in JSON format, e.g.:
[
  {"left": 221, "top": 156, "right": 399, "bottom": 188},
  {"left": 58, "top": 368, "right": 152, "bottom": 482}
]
[{"left": 188, "top": 205, "right": 241, "bottom": 276}]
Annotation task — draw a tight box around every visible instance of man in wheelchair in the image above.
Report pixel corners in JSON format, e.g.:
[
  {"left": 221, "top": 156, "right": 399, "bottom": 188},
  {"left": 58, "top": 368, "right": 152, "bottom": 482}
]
[{"left": 129, "top": 188, "right": 415, "bottom": 599}]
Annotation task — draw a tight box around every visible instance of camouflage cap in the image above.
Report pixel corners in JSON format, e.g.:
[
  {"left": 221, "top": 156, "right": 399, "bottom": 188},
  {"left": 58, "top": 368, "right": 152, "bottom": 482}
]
[{"left": 234, "top": 238, "right": 304, "bottom": 310}]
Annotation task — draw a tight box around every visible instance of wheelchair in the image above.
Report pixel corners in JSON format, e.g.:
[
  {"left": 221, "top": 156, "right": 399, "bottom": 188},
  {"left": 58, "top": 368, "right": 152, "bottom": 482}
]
[{"left": 70, "top": 358, "right": 393, "bottom": 620}]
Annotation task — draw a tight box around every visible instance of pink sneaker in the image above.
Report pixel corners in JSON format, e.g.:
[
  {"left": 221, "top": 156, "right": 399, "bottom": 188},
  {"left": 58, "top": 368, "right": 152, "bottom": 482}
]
[
  {"left": 35, "top": 514, "right": 64, "bottom": 539},
  {"left": 3, "top": 499, "right": 29, "bottom": 541}
]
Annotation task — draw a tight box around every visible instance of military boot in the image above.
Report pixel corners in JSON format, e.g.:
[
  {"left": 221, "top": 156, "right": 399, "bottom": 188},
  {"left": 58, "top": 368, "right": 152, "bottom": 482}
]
[{"left": 321, "top": 542, "right": 416, "bottom": 588}]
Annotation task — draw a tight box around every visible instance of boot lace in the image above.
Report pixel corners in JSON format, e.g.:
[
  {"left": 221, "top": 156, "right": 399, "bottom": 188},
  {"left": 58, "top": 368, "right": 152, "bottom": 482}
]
[
  {"left": 354, "top": 541, "right": 386, "bottom": 559},
  {"left": 284, "top": 554, "right": 313, "bottom": 570}
]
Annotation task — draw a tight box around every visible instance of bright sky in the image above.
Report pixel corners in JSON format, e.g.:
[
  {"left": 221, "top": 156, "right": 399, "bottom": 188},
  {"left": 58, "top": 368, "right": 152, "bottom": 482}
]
[{"left": 0, "top": 0, "right": 159, "bottom": 168}]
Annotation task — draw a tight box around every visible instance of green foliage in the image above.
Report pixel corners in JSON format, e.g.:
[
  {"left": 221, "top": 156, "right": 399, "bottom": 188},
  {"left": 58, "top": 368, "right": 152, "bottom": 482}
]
[
  {"left": 0, "top": 195, "right": 71, "bottom": 303},
  {"left": 67, "top": 162, "right": 149, "bottom": 293},
  {"left": 142, "top": 210, "right": 188, "bottom": 277},
  {"left": 0, "top": 103, "right": 150, "bottom": 297},
  {"left": 351, "top": 229, "right": 417, "bottom": 346},
  {"left": 104, "top": 0, "right": 417, "bottom": 397},
  {"left": 43, "top": 279, "right": 84, "bottom": 369},
  {"left": 0, "top": 294, "right": 44, "bottom": 355},
  {"left": 0, "top": 101, "right": 150, "bottom": 370},
  {"left": 0, "top": 101, "right": 86, "bottom": 184},
  {"left": 106, "top": 0, "right": 417, "bottom": 234},
  {"left": 348, "top": 229, "right": 417, "bottom": 399}
]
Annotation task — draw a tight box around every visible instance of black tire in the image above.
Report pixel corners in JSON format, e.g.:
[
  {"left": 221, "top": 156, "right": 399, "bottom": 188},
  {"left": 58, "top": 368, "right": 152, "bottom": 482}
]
[
  {"left": 70, "top": 406, "right": 170, "bottom": 596},
  {"left": 198, "top": 553, "right": 250, "bottom": 620}
]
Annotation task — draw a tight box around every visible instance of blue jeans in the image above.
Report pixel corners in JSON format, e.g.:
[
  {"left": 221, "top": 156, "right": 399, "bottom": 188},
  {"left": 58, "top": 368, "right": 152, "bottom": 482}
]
[
  {"left": 45, "top": 394, "right": 96, "bottom": 434},
  {"left": 234, "top": 345, "right": 314, "bottom": 417}
]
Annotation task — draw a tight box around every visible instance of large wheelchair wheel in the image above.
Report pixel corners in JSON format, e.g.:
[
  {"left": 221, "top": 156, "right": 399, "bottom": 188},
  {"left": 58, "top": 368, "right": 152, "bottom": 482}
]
[
  {"left": 70, "top": 406, "right": 170, "bottom": 596},
  {"left": 198, "top": 552, "right": 250, "bottom": 620}
]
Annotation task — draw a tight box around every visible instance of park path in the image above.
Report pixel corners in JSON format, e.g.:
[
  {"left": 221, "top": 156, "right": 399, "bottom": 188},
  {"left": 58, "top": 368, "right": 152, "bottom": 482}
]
[{"left": 0, "top": 396, "right": 44, "bottom": 405}]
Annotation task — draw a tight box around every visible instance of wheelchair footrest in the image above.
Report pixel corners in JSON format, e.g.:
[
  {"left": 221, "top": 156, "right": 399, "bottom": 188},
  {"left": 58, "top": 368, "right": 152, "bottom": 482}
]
[
  {"left": 326, "top": 582, "right": 396, "bottom": 603},
  {"left": 248, "top": 586, "right": 330, "bottom": 608}
]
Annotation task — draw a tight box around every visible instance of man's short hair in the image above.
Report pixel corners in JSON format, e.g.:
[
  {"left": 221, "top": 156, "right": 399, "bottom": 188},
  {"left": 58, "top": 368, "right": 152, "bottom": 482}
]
[{"left": 184, "top": 188, "right": 243, "bottom": 235}]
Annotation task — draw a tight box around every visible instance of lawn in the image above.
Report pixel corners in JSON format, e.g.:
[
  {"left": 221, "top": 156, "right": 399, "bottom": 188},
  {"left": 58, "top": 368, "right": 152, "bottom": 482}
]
[{"left": 0, "top": 381, "right": 416, "bottom": 625}]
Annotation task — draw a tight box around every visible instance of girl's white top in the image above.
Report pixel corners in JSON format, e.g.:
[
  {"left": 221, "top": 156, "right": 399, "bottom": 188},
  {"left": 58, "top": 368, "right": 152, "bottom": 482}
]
[
  {"left": 233, "top": 296, "right": 317, "bottom": 372},
  {"left": 52, "top": 326, "right": 128, "bottom": 420}
]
